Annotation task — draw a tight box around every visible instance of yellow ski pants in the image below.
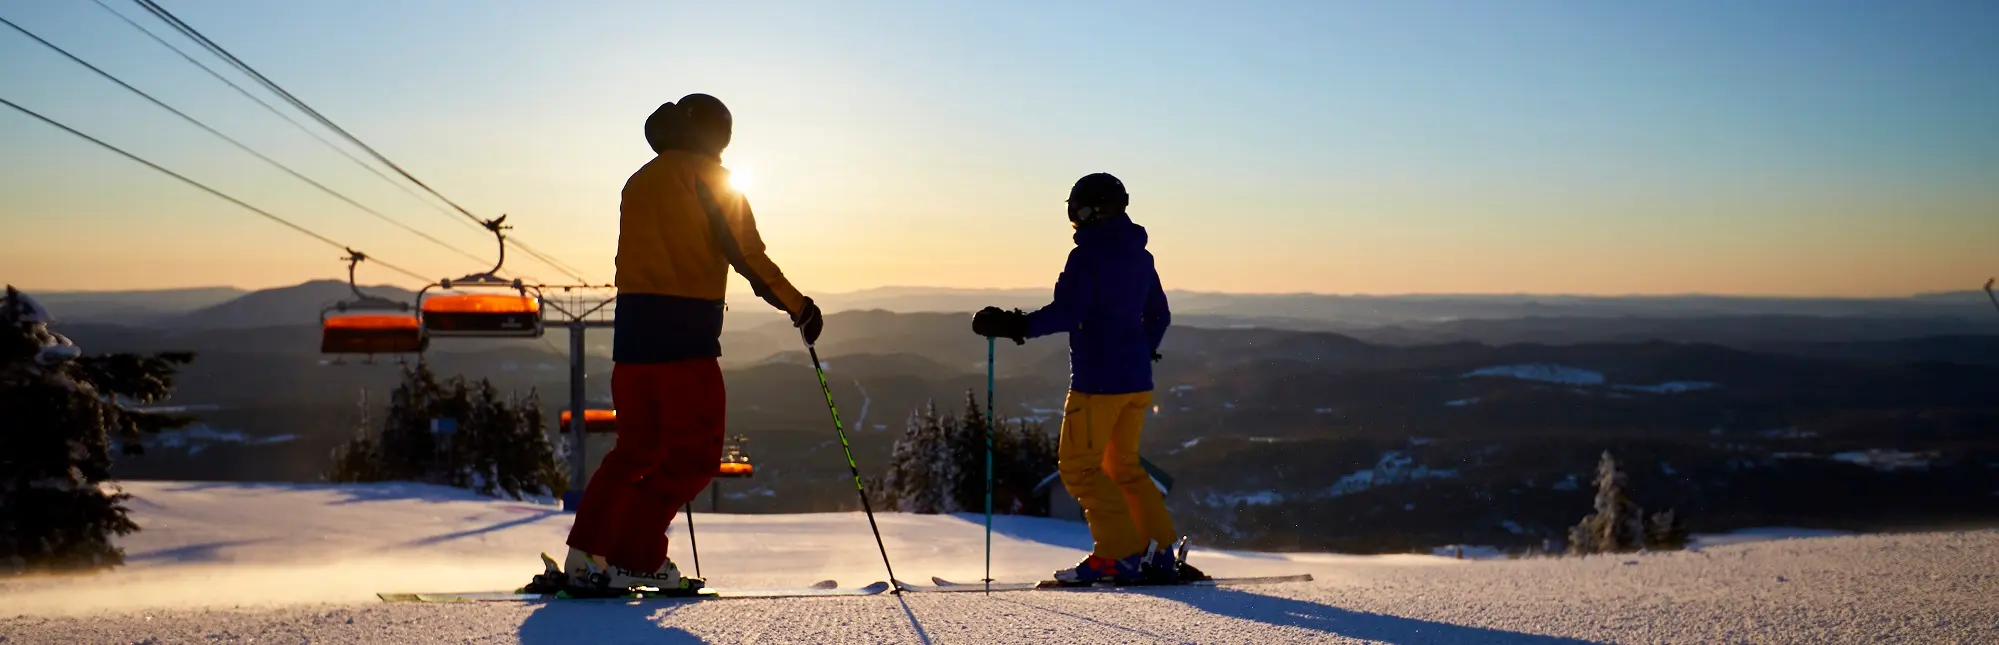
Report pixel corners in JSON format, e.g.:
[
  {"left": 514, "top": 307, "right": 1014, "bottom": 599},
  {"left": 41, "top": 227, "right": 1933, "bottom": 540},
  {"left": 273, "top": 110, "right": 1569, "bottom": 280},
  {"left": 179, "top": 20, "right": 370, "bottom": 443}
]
[{"left": 1057, "top": 390, "right": 1178, "bottom": 559}]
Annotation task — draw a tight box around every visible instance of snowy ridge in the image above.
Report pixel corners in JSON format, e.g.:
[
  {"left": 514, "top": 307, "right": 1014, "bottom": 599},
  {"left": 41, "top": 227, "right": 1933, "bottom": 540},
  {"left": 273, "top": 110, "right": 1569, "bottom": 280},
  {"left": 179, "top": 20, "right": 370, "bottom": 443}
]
[
  {"left": 1462, "top": 363, "right": 1605, "bottom": 385},
  {"left": 1322, "top": 451, "right": 1460, "bottom": 498},
  {"left": 1460, "top": 363, "right": 1722, "bottom": 394}
]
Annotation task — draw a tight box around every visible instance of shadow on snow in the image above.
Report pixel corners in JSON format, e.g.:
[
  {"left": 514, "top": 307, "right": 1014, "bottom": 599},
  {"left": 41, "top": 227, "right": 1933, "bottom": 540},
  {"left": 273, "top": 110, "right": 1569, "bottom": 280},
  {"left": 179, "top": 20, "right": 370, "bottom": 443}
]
[
  {"left": 518, "top": 599, "right": 707, "bottom": 645},
  {"left": 1145, "top": 586, "right": 1606, "bottom": 645}
]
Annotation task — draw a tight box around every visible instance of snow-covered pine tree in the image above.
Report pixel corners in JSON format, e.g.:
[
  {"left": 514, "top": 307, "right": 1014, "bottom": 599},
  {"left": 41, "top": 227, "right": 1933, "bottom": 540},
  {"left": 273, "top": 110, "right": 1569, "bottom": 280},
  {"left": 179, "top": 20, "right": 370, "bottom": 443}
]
[
  {"left": 324, "top": 363, "right": 562, "bottom": 500},
  {"left": 878, "top": 406, "right": 942, "bottom": 513},
  {"left": 921, "top": 401, "right": 959, "bottom": 514},
  {"left": 1, "top": 286, "right": 193, "bottom": 575},
  {"left": 499, "top": 389, "right": 565, "bottom": 500},
  {"left": 1567, "top": 450, "right": 1646, "bottom": 555},
  {"left": 326, "top": 389, "right": 386, "bottom": 483}
]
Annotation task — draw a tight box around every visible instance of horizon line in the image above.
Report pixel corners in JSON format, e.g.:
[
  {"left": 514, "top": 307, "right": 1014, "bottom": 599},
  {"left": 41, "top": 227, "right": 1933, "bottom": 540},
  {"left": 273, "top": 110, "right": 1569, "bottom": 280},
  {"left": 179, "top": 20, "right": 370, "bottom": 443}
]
[{"left": 17, "top": 280, "right": 1988, "bottom": 301}]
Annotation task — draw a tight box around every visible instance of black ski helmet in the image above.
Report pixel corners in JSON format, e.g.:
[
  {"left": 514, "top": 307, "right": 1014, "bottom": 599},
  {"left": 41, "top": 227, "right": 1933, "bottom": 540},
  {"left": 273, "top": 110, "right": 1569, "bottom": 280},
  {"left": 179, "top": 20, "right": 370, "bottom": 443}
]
[
  {"left": 642, "top": 93, "right": 732, "bottom": 157},
  {"left": 678, "top": 93, "right": 732, "bottom": 155},
  {"left": 1067, "top": 172, "right": 1127, "bottom": 226}
]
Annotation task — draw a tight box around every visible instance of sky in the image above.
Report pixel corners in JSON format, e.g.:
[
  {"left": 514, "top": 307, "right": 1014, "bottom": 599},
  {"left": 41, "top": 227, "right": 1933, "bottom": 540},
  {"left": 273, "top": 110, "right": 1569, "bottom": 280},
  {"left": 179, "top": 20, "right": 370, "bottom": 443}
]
[{"left": 2, "top": 0, "right": 1996, "bottom": 298}]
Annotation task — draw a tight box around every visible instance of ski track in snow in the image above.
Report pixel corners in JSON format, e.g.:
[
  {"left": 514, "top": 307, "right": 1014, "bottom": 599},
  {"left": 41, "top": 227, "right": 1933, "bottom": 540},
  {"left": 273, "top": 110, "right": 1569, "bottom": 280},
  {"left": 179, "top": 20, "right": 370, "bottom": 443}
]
[{"left": 3, "top": 483, "right": 1996, "bottom": 644}]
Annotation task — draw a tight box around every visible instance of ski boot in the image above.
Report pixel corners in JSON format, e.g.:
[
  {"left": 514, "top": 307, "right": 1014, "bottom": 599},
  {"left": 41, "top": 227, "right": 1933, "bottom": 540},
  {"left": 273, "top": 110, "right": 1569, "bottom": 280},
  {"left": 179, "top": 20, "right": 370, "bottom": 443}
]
[
  {"left": 543, "top": 548, "right": 706, "bottom": 598},
  {"left": 519, "top": 552, "right": 571, "bottom": 594},
  {"left": 1041, "top": 552, "right": 1145, "bottom": 587},
  {"left": 1164, "top": 536, "right": 1212, "bottom": 584}
]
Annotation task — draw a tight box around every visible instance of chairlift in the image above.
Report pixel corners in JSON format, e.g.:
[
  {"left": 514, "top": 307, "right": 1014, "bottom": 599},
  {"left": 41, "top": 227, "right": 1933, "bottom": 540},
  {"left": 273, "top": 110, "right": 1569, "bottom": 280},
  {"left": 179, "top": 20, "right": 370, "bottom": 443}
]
[
  {"left": 418, "top": 216, "right": 545, "bottom": 339},
  {"left": 559, "top": 408, "right": 618, "bottom": 434},
  {"left": 717, "top": 459, "right": 755, "bottom": 478},
  {"left": 717, "top": 434, "right": 754, "bottom": 478},
  {"left": 320, "top": 250, "right": 426, "bottom": 359}
]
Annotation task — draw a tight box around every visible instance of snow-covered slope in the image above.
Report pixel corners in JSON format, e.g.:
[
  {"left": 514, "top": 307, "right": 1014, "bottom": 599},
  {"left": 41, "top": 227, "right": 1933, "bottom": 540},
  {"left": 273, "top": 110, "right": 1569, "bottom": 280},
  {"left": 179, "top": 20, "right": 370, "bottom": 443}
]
[{"left": 2, "top": 481, "right": 1994, "bottom": 644}]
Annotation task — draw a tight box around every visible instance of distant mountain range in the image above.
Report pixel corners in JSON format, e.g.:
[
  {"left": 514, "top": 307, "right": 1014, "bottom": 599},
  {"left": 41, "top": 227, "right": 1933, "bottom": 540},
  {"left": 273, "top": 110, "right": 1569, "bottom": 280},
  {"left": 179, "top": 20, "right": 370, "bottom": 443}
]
[{"left": 26, "top": 282, "right": 1999, "bottom": 335}]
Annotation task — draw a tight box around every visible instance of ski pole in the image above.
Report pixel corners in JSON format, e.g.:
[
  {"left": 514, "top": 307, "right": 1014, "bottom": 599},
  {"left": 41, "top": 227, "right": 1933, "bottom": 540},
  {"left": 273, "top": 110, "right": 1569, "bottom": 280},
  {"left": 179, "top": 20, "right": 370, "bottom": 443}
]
[
  {"left": 984, "top": 336, "right": 995, "bottom": 595},
  {"left": 806, "top": 337, "right": 904, "bottom": 593},
  {"left": 1985, "top": 278, "right": 1998, "bottom": 316},
  {"left": 684, "top": 502, "right": 700, "bottom": 579}
]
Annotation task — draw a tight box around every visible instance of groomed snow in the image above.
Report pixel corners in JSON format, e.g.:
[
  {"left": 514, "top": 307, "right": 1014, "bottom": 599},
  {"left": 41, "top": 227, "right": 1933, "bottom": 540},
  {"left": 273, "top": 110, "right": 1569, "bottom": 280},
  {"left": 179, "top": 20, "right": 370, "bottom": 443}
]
[{"left": 2, "top": 482, "right": 1995, "bottom": 644}]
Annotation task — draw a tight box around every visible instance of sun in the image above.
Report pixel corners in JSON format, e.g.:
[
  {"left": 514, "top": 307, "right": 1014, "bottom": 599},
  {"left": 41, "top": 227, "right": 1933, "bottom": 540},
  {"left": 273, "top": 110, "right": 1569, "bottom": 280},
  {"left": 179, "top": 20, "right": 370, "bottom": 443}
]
[{"left": 728, "top": 167, "right": 754, "bottom": 192}]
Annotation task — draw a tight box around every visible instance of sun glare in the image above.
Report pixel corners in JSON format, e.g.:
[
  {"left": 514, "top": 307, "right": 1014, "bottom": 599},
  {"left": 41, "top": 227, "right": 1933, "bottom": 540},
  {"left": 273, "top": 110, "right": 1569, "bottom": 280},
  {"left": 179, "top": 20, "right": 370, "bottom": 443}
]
[{"left": 728, "top": 167, "right": 754, "bottom": 192}]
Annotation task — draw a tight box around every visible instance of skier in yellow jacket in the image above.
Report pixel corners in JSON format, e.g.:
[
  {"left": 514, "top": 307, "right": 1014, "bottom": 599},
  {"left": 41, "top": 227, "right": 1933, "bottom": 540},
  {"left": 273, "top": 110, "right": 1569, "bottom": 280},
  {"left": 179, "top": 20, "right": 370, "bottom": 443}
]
[{"left": 562, "top": 94, "right": 822, "bottom": 592}]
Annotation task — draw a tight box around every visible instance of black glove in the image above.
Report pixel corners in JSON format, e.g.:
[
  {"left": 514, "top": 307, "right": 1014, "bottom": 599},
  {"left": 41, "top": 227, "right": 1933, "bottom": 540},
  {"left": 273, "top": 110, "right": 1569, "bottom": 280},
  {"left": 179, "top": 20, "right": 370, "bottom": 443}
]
[
  {"left": 1152, "top": 352, "right": 1163, "bottom": 363},
  {"left": 792, "top": 296, "right": 823, "bottom": 345},
  {"left": 972, "top": 306, "right": 1027, "bottom": 345}
]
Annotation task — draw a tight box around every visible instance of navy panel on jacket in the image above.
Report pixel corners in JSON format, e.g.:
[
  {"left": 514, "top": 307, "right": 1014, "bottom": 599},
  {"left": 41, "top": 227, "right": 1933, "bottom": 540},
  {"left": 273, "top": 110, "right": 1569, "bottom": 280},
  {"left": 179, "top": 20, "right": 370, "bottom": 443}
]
[{"left": 612, "top": 293, "right": 726, "bottom": 363}]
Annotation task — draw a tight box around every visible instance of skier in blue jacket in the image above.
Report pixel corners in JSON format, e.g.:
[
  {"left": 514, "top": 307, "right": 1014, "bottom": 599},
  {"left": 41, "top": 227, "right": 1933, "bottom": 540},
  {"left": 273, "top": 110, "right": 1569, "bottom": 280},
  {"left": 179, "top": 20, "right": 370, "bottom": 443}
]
[{"left": 973, "top": 172, "right": 1203, "bottom": 585}]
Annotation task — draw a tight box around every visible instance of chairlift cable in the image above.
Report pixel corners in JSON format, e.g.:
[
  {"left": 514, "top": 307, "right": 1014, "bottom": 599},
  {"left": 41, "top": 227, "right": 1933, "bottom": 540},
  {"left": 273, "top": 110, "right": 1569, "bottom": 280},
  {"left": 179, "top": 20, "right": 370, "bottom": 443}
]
[
  {"left": 0, "top": 95, "right": 430, "bottom": 284},
  {"left": 0, "top": 15, "right": 489, "bottom": 267},
  {"left": 131, "top": 0, "right": 596, "bottom": 284},
  {"left": 85, "top": 0, "right": 488, "bottom": 241}
]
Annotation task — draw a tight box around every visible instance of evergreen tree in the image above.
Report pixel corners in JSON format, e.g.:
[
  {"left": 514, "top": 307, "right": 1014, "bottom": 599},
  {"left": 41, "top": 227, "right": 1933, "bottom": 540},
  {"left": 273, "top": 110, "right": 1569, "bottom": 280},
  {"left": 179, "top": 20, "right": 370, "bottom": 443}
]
[
  {"left": 1567, "top": 450, "right": 1645, "bottom": 555},
  {"left": 1645, "top": 508, "right": 1690, "bottom": 551},
  {"left": 875, "top": 392, "right": 1056, "bottom": 517},
  {"left": 878, "top": 403, "right": 948, "bottom": 513},
  {"left": 2, "top": 286, "right": 193, "bottom": 575},
  {"left": 946, "top": 391, "right": 1056, "bottom": 516},
  {"left": 326, "top": 362, "right": 564, "bottom": 500}
]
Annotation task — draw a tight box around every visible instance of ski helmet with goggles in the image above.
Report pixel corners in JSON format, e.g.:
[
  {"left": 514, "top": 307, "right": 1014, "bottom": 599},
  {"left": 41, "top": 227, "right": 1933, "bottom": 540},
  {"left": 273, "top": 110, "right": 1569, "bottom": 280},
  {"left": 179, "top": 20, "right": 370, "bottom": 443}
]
[{"left": 1067, "top": 172, "right": 1128, "bottom": 227}]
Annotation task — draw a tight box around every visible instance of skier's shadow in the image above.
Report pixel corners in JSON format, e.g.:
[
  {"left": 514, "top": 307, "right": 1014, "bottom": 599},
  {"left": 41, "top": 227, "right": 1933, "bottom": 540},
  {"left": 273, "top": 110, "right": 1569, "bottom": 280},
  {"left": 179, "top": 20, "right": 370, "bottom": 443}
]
[
  {"left": 518, "top": 599, "right": 708, "bottom": 644},
  {"left": 1143, "top": 586, "right": 1606, "bottom": 645}
]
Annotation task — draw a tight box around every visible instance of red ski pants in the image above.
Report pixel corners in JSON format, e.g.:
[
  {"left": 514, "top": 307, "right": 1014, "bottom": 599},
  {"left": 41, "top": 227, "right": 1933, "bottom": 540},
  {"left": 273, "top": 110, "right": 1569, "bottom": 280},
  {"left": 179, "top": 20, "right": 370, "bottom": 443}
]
[{"left": 565, "top": 358, "right": 725, "bottom": 572}]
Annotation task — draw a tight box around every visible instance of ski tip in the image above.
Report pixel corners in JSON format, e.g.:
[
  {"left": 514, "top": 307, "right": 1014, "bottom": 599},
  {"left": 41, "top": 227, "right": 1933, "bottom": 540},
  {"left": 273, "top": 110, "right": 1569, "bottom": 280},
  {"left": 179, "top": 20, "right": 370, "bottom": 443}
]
[
  {"left": 810, "top": 579, "right": 838, "bottom": 589},
  {"left": 861, "top": 581, "right": 893, "bottom": 594},
  {"left": 930, "top": 576, "right": 954, "bottom": 586}
]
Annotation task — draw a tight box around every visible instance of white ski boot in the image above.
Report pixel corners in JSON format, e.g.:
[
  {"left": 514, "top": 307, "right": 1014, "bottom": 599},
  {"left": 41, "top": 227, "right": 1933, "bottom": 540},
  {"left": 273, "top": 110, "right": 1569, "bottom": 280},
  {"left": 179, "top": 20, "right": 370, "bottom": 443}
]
[{"left": 562, "top": 547, "right": 701, "bottom": 595}]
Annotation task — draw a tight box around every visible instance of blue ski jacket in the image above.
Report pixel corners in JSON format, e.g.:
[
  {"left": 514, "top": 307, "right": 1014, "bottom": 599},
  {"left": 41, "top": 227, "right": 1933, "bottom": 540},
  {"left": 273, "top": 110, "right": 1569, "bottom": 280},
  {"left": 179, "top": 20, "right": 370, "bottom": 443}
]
[{"left": 1024, "top": 213, "right": 1171, "bottom": 395}]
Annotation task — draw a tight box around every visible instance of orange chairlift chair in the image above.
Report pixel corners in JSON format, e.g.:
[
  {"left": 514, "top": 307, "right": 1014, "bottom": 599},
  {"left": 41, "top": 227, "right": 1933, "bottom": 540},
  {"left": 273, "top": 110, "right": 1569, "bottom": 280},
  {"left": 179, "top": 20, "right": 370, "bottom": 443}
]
[
  {"left": 559, "top": 408, "right": 618, "bottom": 434},
  {"left": 717, "top": 435, "right": 755, "bottom": 478},
  {"left": 320, "top": 250, "right": 426, "bottom": 363},
  {"left": 417, "top": 216, "right": 545, "bottom": 339}
]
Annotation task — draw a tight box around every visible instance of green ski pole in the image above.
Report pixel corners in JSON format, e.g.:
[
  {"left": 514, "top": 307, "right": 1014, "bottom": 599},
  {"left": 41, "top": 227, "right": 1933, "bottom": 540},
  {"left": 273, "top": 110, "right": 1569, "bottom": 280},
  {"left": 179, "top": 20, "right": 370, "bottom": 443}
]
[{"left": 807, "top": 337, "right": 903, "bottom": 593}]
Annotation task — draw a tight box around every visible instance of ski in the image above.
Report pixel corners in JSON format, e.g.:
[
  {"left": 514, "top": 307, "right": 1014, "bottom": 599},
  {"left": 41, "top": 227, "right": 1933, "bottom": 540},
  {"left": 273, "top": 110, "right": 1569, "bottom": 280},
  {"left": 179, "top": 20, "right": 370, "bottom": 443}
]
[
  {"left": 378, "top": 580, "right": 886, "bottom": 603},
  {"left": 899, "top": 573, "right": 1313, "bottom": 594}
]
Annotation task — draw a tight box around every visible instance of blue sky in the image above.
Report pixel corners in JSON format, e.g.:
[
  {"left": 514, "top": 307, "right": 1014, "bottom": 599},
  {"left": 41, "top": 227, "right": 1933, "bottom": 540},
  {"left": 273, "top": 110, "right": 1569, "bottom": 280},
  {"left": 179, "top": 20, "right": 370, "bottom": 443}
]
[{"left": 3, "top": 0, "right": 1995, "bottom": 296}]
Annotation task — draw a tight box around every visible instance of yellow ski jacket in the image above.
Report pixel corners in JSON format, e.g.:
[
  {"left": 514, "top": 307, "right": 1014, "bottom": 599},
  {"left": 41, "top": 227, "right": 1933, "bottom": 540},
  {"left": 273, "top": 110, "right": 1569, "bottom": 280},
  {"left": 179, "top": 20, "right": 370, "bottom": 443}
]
[{"left": 613, "top": 150, "right": 804, "bottom": 362}]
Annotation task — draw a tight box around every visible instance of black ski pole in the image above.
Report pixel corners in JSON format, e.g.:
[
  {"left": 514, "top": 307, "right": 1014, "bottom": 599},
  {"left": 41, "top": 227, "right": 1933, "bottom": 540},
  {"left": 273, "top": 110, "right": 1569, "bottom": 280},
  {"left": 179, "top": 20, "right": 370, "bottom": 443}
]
[
  {"left": 984, "top": 336, "right": 995, "bottom": 595},
  {"left": 684, "top": 502, "right": 701, "bottom": 579},
  {"left": 806, "top": 337, "right": 904, "bottom": 593}
]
